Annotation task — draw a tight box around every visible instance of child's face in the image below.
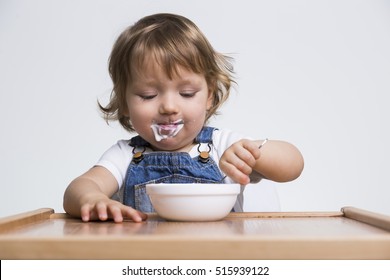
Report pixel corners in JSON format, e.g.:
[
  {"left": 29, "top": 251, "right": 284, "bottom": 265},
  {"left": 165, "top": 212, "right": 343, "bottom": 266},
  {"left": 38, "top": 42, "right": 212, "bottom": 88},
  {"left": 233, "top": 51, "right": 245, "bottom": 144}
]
[{"left": 126, "top": 59, "right": 213, "bottom": 152}]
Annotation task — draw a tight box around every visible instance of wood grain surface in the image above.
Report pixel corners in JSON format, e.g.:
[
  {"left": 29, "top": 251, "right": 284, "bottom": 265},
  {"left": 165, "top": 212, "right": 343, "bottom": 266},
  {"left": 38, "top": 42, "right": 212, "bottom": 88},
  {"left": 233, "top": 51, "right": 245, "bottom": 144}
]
[{"left": 1, "top": 208, "right": 390, "bottom": 259}]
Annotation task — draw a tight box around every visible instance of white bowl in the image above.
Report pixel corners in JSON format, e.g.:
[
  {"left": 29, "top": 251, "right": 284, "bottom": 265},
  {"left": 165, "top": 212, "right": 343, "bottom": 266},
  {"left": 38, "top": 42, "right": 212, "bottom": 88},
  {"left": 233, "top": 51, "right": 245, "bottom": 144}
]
[{"left": 146, "top": 183, "right": 240, "bottom": 222}]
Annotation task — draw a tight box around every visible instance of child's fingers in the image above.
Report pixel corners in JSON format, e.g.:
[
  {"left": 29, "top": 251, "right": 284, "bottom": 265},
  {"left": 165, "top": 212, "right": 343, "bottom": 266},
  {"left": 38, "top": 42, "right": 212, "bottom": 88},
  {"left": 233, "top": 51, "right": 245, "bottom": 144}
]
[
  {"left": 136, "top": 210, "right": 148, "bottom": 221},
  {"left": 107, "top": 205, "right": 124, "bottom": 223},
  {"left": 241, "top": 140, "right": 261, "bottom": 160},
  {"left": 234, "top": 147, "right": 258, "bottom": 171},
  {"left": 219, "top": 139, "right": 263, "bottom": 185},
  {"left": 94, "top": 201, "right": 109, "bottom": 221},
  {"left": 232, "top": 172, "right": 250, "bottom": 185},
  {"left": 80, "top": 201, "right": 147, "bottom": 223},
  {"left": 108, "top": 203, "right": 147, "bottom": 223},
  {"left": 219, "top": 160, "right": 250, "bottom": 185},
  {"left": 123, "top": 207, "right": 148, "bottom": 223},
  {"left": 80, "top": 204, "right": 93, "bottom": 222},
  {"left": 224, "top": 147, "right": 256, "bottom": 175},
  {"left": 229, "top": 168, "right": 250, "bottom": 185},
  {"left": 228, "top": 156, "right": 253, "bottom": 176}
]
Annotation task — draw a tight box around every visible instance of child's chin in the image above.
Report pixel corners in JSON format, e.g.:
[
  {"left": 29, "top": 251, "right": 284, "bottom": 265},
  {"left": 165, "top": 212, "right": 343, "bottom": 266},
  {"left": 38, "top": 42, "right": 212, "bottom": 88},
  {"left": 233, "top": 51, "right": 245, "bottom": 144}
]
[{"left": 151, "top": 139, "right": 187, "bottom": 151}]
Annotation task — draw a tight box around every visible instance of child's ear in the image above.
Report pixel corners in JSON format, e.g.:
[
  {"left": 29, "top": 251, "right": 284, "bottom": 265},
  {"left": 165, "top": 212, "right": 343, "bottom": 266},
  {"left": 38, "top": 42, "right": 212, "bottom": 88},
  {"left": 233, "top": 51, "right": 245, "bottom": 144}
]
[
  {"left": 122, "top": 105, "right": 130, "bottom": 117},
  {"left": 207, "top": 90, "right": 214, "bottom": 110}
]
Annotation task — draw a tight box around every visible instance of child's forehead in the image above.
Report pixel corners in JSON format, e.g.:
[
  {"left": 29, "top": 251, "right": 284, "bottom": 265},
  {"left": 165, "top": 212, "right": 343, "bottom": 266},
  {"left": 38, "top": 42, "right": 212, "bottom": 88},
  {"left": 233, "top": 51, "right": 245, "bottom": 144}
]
[
  {"left": 132, "top": 62, "right": 205, "bottom": 86},
  {"left": 131, "top": 53, "right": 202, "bottom": 80}
]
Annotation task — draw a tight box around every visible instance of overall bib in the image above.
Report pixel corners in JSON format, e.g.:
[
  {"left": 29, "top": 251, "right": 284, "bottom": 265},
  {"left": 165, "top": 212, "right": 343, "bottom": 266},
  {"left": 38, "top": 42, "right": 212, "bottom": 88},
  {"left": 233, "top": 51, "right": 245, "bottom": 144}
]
[{"left": 123, "top": 126, "right": 225, "bottom": 212}]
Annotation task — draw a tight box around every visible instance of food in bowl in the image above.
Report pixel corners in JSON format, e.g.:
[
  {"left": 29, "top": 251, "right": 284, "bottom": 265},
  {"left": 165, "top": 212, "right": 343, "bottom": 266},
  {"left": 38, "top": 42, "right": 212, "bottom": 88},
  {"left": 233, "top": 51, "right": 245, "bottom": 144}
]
[{"left": 146, "top": 183, "right": 240, "bottom": 222}]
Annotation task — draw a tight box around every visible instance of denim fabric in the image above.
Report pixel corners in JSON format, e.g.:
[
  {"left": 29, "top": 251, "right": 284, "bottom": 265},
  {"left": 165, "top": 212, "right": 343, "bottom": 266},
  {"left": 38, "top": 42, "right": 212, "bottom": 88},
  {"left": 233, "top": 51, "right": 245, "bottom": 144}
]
[{"left": 123, "top": 127, "right": 224, "bottom": 212}]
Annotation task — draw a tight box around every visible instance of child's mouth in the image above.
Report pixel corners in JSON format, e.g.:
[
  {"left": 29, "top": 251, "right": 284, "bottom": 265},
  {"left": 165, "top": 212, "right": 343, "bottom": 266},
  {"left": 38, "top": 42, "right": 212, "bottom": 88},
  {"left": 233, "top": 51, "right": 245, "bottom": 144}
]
[{"left": 150, "top": 120, "right": 184, "bottom": 142}]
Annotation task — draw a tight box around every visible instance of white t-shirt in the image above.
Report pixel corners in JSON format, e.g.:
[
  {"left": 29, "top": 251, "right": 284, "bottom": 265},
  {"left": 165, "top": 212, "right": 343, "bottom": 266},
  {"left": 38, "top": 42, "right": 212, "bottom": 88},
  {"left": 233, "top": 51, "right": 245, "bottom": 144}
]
[{"left": 96, "top": 128, "right": 263, "bottom": 211}]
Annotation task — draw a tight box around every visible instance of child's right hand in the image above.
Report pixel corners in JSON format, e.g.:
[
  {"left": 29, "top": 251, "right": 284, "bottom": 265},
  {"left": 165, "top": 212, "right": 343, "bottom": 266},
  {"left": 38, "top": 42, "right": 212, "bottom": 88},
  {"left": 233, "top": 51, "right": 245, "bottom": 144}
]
[
  {"left": 64, "top": 166, "right": 148, "bottom": 223},
  {"left": 79, "top": 196, "right": 148, "bottom": 223}
]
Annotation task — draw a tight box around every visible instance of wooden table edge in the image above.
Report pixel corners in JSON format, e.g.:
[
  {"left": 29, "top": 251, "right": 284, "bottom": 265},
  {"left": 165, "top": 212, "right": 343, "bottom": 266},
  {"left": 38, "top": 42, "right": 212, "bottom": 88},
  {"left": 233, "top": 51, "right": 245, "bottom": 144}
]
[
  {"left": 2, "top": 207, "right": 390, "bottom": 233},
  {"left": 1, "top": 207, "right": 390, "bottom": 260}
]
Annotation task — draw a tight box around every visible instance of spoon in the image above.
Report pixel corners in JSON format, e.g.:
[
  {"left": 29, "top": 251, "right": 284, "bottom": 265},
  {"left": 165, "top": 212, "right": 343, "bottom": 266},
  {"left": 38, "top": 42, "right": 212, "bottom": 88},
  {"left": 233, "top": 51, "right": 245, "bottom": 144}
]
[{"left": 219, "top": 138, "right": 268, "bottom": 183}]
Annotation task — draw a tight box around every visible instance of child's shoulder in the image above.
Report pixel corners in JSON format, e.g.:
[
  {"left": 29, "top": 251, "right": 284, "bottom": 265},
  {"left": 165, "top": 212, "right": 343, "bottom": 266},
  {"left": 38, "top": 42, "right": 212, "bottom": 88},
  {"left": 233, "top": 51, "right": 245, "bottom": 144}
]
[
  {"left": 101, "top": 139, "right": 133, "bottom": 157},
  {"left": 114, "top": 139, "right": 133, "bottom": 149}
]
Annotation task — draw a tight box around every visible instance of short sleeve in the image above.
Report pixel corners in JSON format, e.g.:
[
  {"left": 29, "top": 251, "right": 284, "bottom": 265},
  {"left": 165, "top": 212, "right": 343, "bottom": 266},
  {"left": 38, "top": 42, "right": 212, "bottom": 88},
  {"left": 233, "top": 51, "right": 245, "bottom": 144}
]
[{"left": 95, "top": 140, "right": 133, "bottom": 190}]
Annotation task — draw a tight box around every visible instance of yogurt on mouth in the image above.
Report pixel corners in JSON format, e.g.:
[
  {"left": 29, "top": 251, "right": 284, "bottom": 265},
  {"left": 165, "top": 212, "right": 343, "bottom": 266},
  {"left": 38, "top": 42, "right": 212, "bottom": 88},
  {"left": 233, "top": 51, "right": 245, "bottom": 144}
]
[{"left": 151, "top": 120, "right": 184, "bottom": 142}]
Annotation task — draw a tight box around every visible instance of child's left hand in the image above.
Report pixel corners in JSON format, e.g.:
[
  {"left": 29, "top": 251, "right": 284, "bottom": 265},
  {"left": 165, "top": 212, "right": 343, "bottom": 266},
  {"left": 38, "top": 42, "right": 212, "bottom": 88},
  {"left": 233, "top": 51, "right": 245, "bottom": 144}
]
[{"left": 219, "top": 139, "right": 261, "bottom": 185}]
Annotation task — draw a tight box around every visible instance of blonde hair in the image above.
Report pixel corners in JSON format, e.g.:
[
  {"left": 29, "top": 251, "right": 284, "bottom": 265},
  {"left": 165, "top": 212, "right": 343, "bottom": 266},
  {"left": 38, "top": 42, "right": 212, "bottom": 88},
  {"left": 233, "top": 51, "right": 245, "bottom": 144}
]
[{"left": 100, "top": 13, "right": 234, "bottom": 132}]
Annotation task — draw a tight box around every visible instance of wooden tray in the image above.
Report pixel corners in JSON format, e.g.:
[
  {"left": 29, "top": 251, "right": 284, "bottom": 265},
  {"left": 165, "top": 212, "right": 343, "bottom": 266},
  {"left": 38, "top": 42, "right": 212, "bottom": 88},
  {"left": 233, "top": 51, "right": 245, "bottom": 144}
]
[{"left": 1, "top": 207, "right": 390, "bottom": 259}]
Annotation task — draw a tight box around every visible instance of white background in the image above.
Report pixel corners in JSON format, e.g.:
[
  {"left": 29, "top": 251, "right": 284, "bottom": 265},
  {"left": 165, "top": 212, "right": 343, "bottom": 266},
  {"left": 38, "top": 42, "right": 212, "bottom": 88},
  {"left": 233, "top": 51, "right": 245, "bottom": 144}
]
[{"left": 1, "top": 0, "right": 390, "bottom": 217}]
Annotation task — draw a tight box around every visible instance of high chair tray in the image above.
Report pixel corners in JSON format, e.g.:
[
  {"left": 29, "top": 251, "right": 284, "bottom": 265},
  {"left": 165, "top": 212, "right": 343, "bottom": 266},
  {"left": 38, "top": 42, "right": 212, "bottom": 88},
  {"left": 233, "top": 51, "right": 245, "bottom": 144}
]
[{"left": 1, "top": 207, "right": 390, "bottom": 259}]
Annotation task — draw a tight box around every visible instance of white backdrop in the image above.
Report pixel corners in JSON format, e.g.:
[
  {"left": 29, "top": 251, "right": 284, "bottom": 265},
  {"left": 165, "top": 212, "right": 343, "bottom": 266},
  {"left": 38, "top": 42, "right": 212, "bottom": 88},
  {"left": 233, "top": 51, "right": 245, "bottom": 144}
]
[{"left": 1, "top": 0, "right": 390, "bottom": 217}]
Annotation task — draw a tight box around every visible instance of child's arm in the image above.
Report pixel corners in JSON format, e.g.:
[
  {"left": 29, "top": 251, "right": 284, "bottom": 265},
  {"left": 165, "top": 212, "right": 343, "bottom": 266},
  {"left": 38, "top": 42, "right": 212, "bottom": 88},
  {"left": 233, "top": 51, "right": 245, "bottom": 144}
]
[
  {"left": 219, "top": 139, "right": 304, "bottom": 185},
  {"left": 63, "top": 166, "right": 147, "bottom": 223}
]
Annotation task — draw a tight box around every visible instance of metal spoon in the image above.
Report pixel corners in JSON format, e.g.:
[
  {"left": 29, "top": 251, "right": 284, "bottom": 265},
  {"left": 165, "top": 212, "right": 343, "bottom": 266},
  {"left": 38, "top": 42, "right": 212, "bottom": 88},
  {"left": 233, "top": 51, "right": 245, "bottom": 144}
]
[{"left": 219, "top": 138, "right": 268, "bottom": 183}]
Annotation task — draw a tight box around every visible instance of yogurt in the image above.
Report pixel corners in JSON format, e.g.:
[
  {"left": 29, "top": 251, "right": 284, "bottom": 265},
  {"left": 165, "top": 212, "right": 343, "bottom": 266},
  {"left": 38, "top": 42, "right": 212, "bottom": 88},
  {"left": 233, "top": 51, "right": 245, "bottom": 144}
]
[{"left": 151, "top": 120, "right": 184, "bottom": 142}]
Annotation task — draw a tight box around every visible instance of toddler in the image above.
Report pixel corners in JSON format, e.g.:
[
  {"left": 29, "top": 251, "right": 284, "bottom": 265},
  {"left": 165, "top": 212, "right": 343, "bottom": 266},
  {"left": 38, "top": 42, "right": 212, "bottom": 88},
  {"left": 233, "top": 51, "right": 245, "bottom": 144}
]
[{"left": 63, "top": 13, "right": 304, "bottom": 222}]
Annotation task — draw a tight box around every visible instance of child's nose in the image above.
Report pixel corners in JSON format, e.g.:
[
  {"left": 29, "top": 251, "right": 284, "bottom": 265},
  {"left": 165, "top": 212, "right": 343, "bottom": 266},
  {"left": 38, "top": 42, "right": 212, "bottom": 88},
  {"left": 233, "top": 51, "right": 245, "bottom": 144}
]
[{"left": 159, "top": 95, "right": 179, "bottom": 114}]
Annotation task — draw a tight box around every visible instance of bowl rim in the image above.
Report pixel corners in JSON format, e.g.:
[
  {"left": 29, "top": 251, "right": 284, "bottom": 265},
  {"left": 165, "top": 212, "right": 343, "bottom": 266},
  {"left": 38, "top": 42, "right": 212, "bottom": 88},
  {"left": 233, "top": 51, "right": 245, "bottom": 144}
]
[{"left": 146, "top": 183, "right": 241, "bottom": 195}]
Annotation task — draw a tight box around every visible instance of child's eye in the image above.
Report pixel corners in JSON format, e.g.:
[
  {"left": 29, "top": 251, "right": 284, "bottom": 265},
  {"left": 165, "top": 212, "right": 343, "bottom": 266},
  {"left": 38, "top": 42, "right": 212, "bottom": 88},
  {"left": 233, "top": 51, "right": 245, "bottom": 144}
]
[
  {"left": 138, "top": 94, "right": 157, "bottom": 100},
  {"left": 180, "top": 92, "right": 196, "bottom": 98}
]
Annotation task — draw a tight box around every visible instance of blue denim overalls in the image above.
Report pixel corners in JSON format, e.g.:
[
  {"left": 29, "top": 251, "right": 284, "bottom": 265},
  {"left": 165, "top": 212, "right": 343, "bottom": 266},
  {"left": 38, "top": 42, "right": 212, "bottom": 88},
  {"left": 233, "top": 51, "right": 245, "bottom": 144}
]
[{"left": 123, "top": 126, "right": 224, "bottom": 212}]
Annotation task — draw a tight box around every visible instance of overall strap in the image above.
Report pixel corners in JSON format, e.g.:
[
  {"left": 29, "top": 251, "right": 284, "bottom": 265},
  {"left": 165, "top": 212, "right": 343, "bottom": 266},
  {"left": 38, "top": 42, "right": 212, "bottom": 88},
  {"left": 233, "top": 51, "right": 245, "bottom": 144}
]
[
  {"left": 129, "top": 135, "right": 150, "bottom": 147},
  {"left": 195, "top": 126, "right": 217, "bottom": 144}
]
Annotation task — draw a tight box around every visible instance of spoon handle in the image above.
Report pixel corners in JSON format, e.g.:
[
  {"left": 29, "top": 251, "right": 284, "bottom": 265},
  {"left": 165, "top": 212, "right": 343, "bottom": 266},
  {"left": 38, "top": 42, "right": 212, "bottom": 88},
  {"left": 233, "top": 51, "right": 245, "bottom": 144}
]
[{"left": 258, "top": 138, "right": 268, "bottom": 149}]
